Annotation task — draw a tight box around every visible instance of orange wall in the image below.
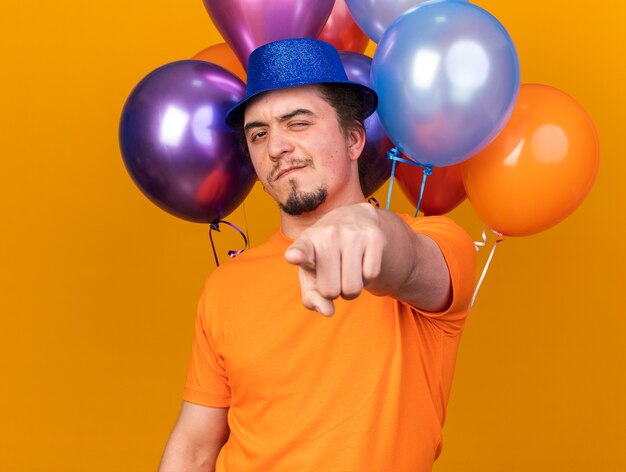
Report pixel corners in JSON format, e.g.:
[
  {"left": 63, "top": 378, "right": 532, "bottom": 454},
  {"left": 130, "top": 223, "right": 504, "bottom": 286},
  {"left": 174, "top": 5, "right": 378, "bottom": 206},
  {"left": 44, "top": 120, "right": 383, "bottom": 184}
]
[{"left": 0, "top": 1, "right": 623, "bottom": 470}]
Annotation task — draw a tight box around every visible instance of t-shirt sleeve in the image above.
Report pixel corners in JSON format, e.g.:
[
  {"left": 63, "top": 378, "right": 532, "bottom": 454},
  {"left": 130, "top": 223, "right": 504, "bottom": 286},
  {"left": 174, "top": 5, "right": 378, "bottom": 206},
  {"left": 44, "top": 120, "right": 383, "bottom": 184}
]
[
  {"left": 183, "top": 286, "right": 232, "bottom": 407},
  {"left": 399, "top": 214, "right": 477, "bottom": 336}
]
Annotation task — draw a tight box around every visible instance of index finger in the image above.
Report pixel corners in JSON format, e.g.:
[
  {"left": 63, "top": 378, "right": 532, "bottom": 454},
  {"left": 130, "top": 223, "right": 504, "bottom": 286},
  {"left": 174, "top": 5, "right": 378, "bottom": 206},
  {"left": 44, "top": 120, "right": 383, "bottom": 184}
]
[{"left": 284, "top": 238, "right": 316, "bottom": 270}]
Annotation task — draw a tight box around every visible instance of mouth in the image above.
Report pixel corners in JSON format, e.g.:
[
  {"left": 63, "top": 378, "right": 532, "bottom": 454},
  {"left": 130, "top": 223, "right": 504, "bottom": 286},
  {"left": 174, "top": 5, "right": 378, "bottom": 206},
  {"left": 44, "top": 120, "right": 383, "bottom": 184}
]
[{"left": 274, "top": 165, "right": 307, "bottom": 181}]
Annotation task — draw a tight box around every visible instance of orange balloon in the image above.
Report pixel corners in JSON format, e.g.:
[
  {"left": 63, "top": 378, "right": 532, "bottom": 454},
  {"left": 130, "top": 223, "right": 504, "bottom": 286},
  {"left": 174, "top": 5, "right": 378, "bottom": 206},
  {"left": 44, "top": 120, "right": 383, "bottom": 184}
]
[
  {"left": 192, "top": 43, "right": 247, "bottom": 82},
  {"left": 461, "top": 84, "right": 599, "bottom": 237},
  {"left": 396, "top": 162, "right": 466, "bottom": 216}
]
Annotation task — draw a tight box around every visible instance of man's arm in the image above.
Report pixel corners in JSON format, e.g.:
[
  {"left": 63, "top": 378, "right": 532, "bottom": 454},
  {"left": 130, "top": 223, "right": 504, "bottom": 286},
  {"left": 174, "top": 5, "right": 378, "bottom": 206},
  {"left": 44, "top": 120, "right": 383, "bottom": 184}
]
[
  {"left": 159, "top": 401, "right": 229, "bottom": 472},
  {"left": 284, "top": 203, "right": 453, "bottom": 316}
]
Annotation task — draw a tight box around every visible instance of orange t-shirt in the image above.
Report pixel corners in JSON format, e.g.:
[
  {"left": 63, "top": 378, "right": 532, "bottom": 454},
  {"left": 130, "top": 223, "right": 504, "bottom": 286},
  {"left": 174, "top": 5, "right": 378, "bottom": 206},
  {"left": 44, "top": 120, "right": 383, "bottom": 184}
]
[{"left": 184, "top": 214, "right": 476, "bottom": 471}]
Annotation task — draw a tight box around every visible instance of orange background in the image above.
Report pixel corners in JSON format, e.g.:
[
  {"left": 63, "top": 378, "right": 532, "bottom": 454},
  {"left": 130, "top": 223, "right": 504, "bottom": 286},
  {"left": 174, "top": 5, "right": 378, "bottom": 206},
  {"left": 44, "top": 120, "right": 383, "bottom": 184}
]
[{"left": 0, "top": 1, "right": 624, "bottom": 470}]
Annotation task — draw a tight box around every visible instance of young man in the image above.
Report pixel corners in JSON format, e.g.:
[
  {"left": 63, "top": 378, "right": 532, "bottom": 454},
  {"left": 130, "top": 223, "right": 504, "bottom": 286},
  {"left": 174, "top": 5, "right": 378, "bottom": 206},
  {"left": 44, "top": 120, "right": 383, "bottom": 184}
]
[{"left": 159, "top": 39, "right": 476, "bottom": 471}]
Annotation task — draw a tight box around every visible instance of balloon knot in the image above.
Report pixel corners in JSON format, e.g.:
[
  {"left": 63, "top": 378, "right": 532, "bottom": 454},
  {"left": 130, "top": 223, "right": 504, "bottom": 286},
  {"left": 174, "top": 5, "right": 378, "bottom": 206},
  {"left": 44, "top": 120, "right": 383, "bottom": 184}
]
[
  {"left": 386, "top": 147, "right": 400, "bottom": 160},
  {"left": 228, "top": 249, "right": 244, "bottom": 258}
]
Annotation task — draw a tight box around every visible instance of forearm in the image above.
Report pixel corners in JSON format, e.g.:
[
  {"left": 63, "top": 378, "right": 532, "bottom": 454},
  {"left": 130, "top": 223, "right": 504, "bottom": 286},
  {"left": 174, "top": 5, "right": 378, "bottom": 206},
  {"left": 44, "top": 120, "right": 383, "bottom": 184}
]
[
  {"left": 367, "top": 209, "right": 452, "bottom": 312},
  {"left": 159, "top": 403, "right": 229, "bottom": 472},
  {"left": 159, "top": 434, "right": 222, "bottom": 472}
]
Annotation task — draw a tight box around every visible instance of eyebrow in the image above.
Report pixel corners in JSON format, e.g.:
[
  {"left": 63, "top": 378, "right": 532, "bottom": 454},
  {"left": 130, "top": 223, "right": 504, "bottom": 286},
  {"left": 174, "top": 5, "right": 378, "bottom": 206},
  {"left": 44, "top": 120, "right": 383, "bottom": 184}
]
[{"left": 243, "top": 108, "right": 316, "bottom": 135}]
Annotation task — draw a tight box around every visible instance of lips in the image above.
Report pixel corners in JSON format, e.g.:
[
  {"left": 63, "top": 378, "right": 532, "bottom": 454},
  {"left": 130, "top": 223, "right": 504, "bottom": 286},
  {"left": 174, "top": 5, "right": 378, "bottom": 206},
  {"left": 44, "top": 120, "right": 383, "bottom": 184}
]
[{"left": 275, "top": 165, "right": 307, "bottom": 181}]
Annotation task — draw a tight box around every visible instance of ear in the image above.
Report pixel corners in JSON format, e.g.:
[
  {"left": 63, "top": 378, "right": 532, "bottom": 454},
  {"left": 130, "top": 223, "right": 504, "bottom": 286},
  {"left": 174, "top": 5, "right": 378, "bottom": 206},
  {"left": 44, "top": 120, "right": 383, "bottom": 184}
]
[{"left": 346, "top": 125, "right": 366, "bottom": 162}]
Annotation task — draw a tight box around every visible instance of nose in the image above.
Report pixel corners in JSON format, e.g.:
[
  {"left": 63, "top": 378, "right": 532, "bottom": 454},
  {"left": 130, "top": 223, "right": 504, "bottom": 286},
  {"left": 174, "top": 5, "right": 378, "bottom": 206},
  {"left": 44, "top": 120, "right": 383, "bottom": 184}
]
[{"left": 267, "top": 128, "right": 295, "bottom": 161}]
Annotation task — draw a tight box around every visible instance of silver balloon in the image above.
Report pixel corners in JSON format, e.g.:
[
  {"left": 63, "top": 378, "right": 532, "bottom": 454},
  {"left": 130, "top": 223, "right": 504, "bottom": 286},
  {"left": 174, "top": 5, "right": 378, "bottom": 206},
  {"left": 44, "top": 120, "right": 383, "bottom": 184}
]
[
  {"left": 345, "top": 0, "right": 467, "bottom": 43},
  {"left": 371, "top": 1, "right": 520, "bottom": 167}
]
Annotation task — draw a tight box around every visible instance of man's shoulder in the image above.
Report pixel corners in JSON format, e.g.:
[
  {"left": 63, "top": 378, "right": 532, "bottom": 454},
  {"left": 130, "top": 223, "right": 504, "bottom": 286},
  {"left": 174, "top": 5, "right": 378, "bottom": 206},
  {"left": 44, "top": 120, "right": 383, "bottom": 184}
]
[
  {"left": 205, "top": 229, "right": 290, "bottom": 283},
  {"left": 397, "top": 213, "right": 473, "bottom": 245},
  {"left": 199, "top": 229, "right": 297, "bottom": 318}
]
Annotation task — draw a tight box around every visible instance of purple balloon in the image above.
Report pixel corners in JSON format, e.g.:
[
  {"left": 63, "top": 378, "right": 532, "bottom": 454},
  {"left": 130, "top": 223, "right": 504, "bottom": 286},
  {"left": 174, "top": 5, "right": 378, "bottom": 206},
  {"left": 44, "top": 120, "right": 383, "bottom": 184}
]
[
  {"left": 119, "top": 60, "right": 255, "bottom": 223},
  {"left": 339, "top": 51, "right": 392, "bottom": 196},
  {"left": 203, "top": 0, "right": 335, "bottom": 69}
]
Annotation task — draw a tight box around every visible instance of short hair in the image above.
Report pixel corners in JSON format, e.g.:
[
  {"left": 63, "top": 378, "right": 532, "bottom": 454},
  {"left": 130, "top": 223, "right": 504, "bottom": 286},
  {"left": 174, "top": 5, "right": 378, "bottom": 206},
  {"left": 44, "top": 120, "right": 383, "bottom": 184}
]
[
  {"left": 235, "top": 84, "right": 371, "bottom": 196},
  {"left": 317, "top": 83, "right": 367, "bottom": 137}
]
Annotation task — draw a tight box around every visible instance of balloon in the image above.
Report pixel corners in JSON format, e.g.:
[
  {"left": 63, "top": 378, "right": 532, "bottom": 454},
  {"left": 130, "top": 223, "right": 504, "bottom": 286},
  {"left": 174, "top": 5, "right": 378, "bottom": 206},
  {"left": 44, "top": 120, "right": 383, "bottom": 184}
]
[
  {"left": 461, "top": 84, "right": 600, "bottom": 237},
  {"left": 119, "top": 61, "right": 256, "bottom": 223},
  {"left": 371, "top": 1, "right": 520, "bottom": 167},
  {"left": 202, "top": 0, "right": 335, "bottom": 69},
  {"left": 338, "top": 51, "right": 392, "bottom": 196},
  {"left": 345, "top": 0, "right": 467, "bottom": 43},
  {"left": 319, "top": 0, "right": 369, "bottom": 54},
  {"left": 193, "top": 43, "right": 247, "bottom": 82},
  {"left": 396, "top": 162, "right": 466, "bottom": 216}
]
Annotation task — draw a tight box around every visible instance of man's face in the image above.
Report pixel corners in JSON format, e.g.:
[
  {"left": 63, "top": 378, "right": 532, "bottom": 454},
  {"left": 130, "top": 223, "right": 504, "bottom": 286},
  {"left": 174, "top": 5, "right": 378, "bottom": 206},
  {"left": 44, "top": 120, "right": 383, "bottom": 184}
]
[{"left": 243, "top": 85, "right": 363, "bottom": 216}]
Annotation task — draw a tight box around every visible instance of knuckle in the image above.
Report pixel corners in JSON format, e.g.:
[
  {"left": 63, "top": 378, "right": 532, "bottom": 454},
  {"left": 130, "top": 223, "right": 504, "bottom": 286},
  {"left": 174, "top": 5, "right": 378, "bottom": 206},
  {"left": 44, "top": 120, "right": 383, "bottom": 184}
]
[
  {"left": 336, "top": 224, "right": 363, "bottom": 248},
  {"left": 341, "top": 283, "right": 363, "bottom": 300},
  {"left": 318, "top": 286, "right": 340, "bottom": 300},
  {"left": 363, "top": 266, "right": 381, "bottom": 283},
  {"left": 321, "top": 225, "right": 338, "bottom": 241},
  {"left": 368, "top": 227, "right": 386, "bottom": 244}
]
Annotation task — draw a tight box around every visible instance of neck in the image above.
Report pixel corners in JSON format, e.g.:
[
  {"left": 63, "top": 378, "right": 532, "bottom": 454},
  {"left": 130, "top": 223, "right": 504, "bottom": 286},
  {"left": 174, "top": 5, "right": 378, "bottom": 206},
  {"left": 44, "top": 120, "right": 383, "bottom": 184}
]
[{"left": 280, "top": 185, "right": 366, "bottom": 240}]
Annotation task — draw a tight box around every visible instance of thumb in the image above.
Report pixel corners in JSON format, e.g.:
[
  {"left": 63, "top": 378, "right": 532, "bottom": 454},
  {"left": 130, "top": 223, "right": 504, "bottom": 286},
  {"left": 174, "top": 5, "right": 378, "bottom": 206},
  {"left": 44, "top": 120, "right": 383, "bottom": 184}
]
[{"left": 285, "top": 239, "right": 316, "bottom": 269}]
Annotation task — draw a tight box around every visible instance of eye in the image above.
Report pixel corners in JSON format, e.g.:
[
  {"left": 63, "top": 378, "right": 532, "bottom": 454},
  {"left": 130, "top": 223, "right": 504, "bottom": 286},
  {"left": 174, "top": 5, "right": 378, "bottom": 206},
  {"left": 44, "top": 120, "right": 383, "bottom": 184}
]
[
  {"left": 289, "top": 121, "right": 310, "bottom": 130},
  {"left": 250, "top": 130, "right": 267, "bottom": 142}
]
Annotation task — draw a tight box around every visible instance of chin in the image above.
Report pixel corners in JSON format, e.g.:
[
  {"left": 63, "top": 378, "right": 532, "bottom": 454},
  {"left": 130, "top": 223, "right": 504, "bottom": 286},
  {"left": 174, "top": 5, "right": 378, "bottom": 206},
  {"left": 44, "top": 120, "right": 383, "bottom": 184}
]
[{"left": 278, "top": 182, "right": 328, "bottom": 216}]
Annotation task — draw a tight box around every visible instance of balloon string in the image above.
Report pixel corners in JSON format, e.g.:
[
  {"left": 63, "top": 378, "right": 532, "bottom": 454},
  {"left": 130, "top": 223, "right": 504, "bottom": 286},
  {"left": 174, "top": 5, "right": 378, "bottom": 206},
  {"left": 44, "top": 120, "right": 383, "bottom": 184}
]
[
  {"left": 208, "top": 223, "right": 221, "bottom": 267},
  {"left": 385, "top": 147, "right": 399, "bottom": 210},
  {"left": 414, "top": 165, "right": 433, "bottom": 217},
  {"left": 470, "top": 228, "right": 505, "bottom": 309},
  {"left": 208, "top": 220, "right": 249, "bottom": 267},
  {"left": 385, "top": 147, "right": 428, "bottom": 211},
  {"left": 242, "top": 199, "right": 251, "bottom": 247}
]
